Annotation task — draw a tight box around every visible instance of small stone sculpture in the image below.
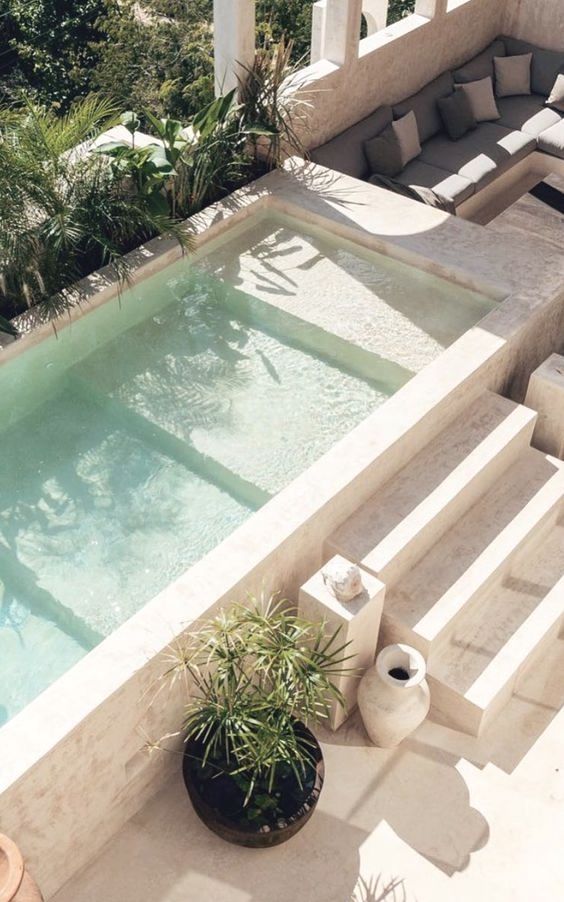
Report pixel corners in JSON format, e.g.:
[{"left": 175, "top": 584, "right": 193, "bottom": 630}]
[{"left": 322, "top": 559, "right": 363, "bottom": 602}]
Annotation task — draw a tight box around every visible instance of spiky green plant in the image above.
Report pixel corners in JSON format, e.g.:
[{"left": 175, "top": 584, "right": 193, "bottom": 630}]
[
  {"left": 161, "top": 594, "right": 354, "bottom": 820},
  {"left": 0, "top": 94, "right": 190, "bottom": 334},
  {"left": 174, "top": 89, "right": 251, "bottom": 218},
  {"left": 237, "top": 37, "right": 312, "bottom": 172}
]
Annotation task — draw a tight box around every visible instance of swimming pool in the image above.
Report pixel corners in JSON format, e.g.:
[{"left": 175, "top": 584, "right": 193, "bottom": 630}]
[{"left": 0, "top": 212, "right": 495, "bottom": 723}]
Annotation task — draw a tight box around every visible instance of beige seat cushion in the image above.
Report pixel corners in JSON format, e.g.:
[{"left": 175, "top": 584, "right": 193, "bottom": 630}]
[
  {"left": 497, "top": 94, "right": 561, "bottom": 137},
  {"left": 395, "top": 160, "right": 474, "bottom": 206},
  {"left": 420, "top": 122, "right": 535, "bottom": 192},
  {"left": 538, "top": 119, "right": 564, "bottom": 159}
]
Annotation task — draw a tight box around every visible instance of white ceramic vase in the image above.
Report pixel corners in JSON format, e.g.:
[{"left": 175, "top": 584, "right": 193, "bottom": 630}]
[{"left": 357, "top": 643, "right": 431, "bottom": 748}]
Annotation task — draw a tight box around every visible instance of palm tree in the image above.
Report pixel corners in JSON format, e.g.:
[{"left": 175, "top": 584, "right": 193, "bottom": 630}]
[{"left": 0, "top": 94, "right": 189, "bottom": 335}]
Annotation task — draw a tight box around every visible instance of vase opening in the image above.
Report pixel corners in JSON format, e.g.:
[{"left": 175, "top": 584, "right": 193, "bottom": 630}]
[{"left": 388, "top": 666, "right": 410, "bottom": 681}]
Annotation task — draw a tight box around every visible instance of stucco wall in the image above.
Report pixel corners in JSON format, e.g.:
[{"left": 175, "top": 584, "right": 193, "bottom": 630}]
[
  {"left": 299, "top": 0, "right": 507, "bottom": 149},
  {"left": 503, "top": 0, "right": 564, "bottom": 51}
]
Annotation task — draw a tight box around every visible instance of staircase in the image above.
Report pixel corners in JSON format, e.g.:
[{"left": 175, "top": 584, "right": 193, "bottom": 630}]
[{"left": 326, "top": 390, "right": 564, "bottom": 736}]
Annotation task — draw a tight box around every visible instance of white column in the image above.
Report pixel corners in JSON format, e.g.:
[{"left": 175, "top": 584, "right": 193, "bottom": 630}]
[
  {"left": 362, "top": 0, "right": 389, "bottom": 35},
  {"left": 311, "top": 0, "right": 328, "bottom": 64},
  {"left": 213, "top": 0, "right": 256, "bottom": 96},
  {"left": 311, "top": 0, "right": 363, "bottom": 67},
  {"left": 299, "top": 556, "right": 386, "bottom": 730},
  {"left": 415, "top": 0, "right": 448, "bottom": 17},
  {"left": 525, "top": 354, "right": 564, "bottom": 459}
]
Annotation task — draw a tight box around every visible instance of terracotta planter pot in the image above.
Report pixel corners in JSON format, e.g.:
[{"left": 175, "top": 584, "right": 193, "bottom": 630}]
[
  {"left": 182, "top": 724, "right": 324, "bottom": 848},
  {"left": 0, "top": 835, "right": 43, "bottom": 901}
]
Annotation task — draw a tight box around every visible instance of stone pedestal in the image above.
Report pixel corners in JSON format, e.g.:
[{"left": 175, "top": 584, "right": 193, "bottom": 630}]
[
  {"left": 525, "top": 354, "right": 564, "bottom": 458},
  {"left": 299, "top": 555, "right": 385, "bottom": 729}
]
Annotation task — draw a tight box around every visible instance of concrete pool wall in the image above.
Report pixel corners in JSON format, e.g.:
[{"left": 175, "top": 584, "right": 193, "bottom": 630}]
[{"left": 1, "top": 160, "right": 564, "bottom": 898}]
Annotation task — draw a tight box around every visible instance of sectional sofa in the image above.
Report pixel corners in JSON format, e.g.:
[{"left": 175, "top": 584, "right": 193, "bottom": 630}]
[{"left": 310, "top": 35, "right": 564, "bottom": 215}]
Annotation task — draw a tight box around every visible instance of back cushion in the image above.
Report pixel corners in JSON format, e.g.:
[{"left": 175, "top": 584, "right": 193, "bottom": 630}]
[
  {"left": 501, "top": 35, "right": 564, "bottom": 96},
  {"left": 393, "top": 72, "right": 454, "bottom": 143},
  {"left": 454, "top": 39, "right": 506, "bottom": 84},
  {"left": 309, "top": 106, "right": 393, "bottom": 180}
]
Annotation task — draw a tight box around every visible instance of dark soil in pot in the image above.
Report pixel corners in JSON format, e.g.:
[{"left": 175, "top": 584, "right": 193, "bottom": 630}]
[{"left": 182, "top": 724, "right": 324, "bottom": 848}]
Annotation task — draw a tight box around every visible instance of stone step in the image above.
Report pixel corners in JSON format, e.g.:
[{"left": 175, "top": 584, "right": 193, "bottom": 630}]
[
  {"left": 327, "top": 391, "right": 537, "bottom": 586},
  {"left": 427, "top": 521, "right": 564, "bottom": 735},
  {"left": 381, "top": 450, "right": 564, "bottom": 655}
]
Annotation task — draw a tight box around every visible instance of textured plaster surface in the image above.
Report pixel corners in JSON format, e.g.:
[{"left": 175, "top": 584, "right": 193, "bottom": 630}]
[
  {"left": 53, "top": 640, "right": 564, "bottom": 902},
  {"left": 2, "top": 159, "right": 564, "bottom": 898},
  {"left": 504, "top": 0, "right": 564, "bottom": 50},
  {"left": 295, "top": 0, "right": 506, "bottom": 149}
]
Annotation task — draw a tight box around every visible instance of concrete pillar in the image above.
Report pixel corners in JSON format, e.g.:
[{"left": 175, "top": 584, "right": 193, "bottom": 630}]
[
  {"left": 298, "top": 556, "right": 386, "bottom": 730},
  {"left": 524, "top": 354, "right": 564, "bottom": 459},
  {"left": 362, "top": 0, "right": 389, "bottom": 35},
  {"left": 310, "top": 0, "right": 363, "bottom": 67},
  {"left": 415, "top": 0, "right": 448, "bottom": 17},
  {"left": 213, "top": 0, "right": 256, "bottom": 96},
  {"left": 311, "top": 0, "right": 328, "bottom": 64}
]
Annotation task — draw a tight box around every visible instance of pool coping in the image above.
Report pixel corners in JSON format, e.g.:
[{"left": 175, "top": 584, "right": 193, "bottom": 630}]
[{"left": 1, "top": 158, "right": 564, "bottom": 898}]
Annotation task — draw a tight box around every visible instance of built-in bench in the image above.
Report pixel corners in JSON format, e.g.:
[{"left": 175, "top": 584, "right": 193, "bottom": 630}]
[{"left": 310, "top": 35, "right": 564, "bottom": 220}]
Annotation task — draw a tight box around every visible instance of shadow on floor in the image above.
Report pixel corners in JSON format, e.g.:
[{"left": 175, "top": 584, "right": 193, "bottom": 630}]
[
  {"left": 53, "top": 711, "right": 488, "bottom": 902},
  {"left": 319, "top": 711, "right": 488, "bottom": 877}
]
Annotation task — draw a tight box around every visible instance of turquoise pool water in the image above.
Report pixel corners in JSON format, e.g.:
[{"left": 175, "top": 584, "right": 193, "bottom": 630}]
[{"left": 0, "top": 213, "right": 495, "bottom": 723}]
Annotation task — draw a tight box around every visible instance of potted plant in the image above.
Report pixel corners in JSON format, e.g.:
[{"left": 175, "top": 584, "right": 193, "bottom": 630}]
[{"left": 161, "top": 595, "right": 352, "bottom": 848}]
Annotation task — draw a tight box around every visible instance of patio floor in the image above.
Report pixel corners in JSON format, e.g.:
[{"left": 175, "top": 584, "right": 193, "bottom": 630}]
[
  {"left": 487, "top": 174, "right": 564, "bottom": 251},
  {"left": 52, "top": 635, "right": 564, "bottom": 902}
]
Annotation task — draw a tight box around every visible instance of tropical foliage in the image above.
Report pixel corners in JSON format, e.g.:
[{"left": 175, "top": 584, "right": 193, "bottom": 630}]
[
  {"left": 0, "top": 1, "right": 416, "bottom": 119},
  {"left": 160, "top": 595, "right": 352, "bottom": 823},
  {"left": 238, "top": 37, "right": 311, "bottom": 171},
  {"left": 0, "top": 96, "right": 189, "bottom": 330},
  {"left": 0, "top": 22, "right": 303, "bottom": 335}
]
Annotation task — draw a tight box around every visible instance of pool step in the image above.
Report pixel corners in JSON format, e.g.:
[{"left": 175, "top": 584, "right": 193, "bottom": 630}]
[
  {"left": 71, "top": 380, "right": 271, "bottom": 511},
  {"left": 381, "top": 450, "right": 564, "bottom": 656},
  {"left": 326, "top": 391, "right": 537, "bottom": 586},
  {"left": 427, "top": 521, "right": 564, "bottom": 735},
  {"left": 0, "top": 542, "right": 103, "bottom": 651}
]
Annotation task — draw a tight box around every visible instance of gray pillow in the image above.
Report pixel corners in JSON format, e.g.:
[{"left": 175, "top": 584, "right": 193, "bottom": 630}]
[
  {"left": 309, "top": 105, "right": 393, "bottom": 180},
  {"left": 454, "top": 39, "right": 506, "bottom": 84},
  {"left": 392, "top": 111, "right": 421, "bottom": 166},
  {"left": 494, "top": 53, "right": 532, "bottom": 98},
  {"left": 546, "top": 73, "right": 564, "bottom": 112},
  {"left": 502, "top": 35, "right": 564, "bottom": 96},
  {"left": 437, "top": 91, "right": 477, "bottom": 140},
  {"left": 393, "top": 72, "right": 454, "bottom": 143},
  {"left": 456, "top": 77, "right": 500, "bottom": 122},
  {"left": 364, "top": 124, "right": 403, "bottom": 178}
]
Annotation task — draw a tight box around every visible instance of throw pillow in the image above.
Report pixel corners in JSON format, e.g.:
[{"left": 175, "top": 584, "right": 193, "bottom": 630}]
[
  {"left": 364, "top": 124, "right": 403, "bottom": 178},
  {"left": 455, "top": 77, "right": 500, "bottom": 123},
  {"left": 546, "top": 73, "right": 564, "bottom": 112},
  {"left": 494, "top": 53, "right": 532, "bottom": 97},
  {"left": 392, "top": 111, "right": 421, "bottom": 166},
  {"left": 437, "top": 91, "right": 477, "bottom": 141}
]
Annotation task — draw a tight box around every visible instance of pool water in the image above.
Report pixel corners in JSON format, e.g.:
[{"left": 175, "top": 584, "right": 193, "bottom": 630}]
[{"left": 0, "top": 212, "right": 496, "bottom": 722}]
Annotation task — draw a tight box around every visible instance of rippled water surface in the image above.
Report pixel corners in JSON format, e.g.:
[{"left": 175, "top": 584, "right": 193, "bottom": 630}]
[{"left": 0, "top": 216, "right": 421, "bottom": 720}]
